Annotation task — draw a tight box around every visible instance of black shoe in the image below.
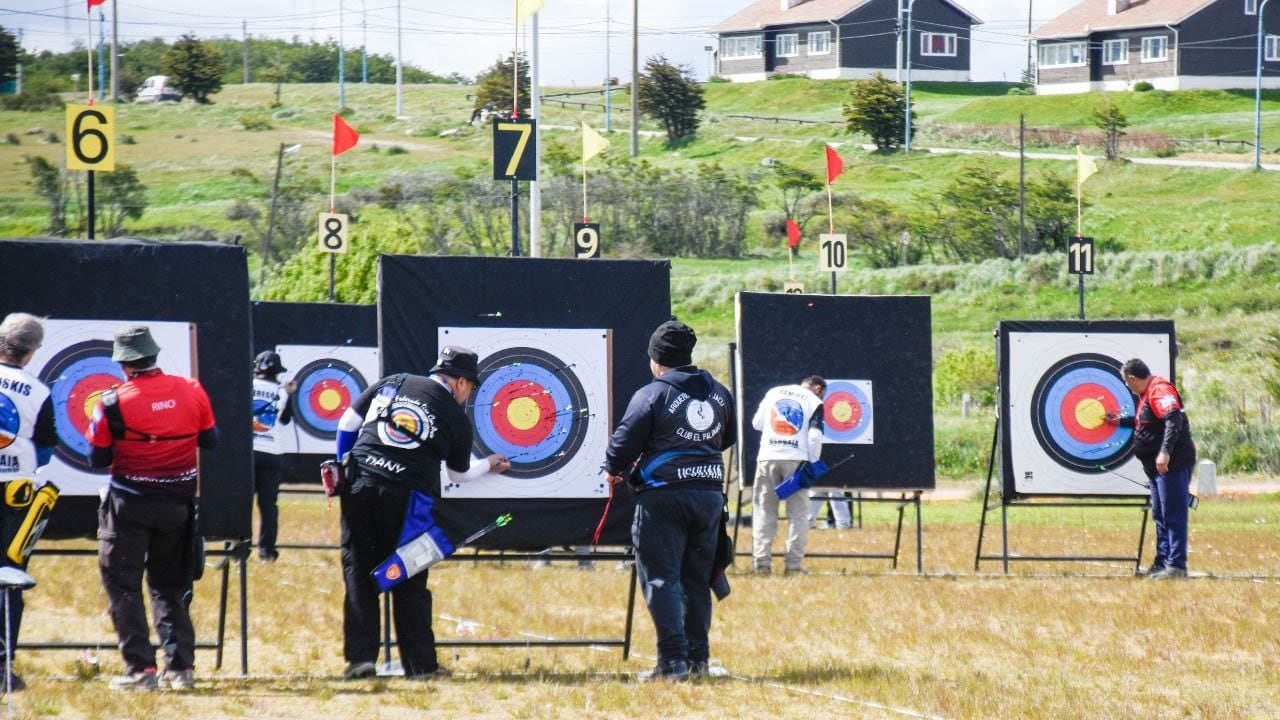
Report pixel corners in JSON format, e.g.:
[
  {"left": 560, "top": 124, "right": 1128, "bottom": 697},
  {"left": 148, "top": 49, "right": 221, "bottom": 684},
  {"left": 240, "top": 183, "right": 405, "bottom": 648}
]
[
  {"left": 342, "top": 661, "right": 377, "bottom": 680},
  {"left": 690, "top": 661, "right": 728, "bottom": 679},
  {"left": 638, "top": 659, "right": 690, "bottom": 682},
  {"left": 405, "top": 666, "right": 452, "bottom": 681},
  {"left": 1141, "top": 562, "right": 1166, "bottom": 578},
  {"left": 258, "top": 549, "right": 279, "bottom": 563},
  {"left": 0, "top": 670, "right": 25, "bottom": 693}
]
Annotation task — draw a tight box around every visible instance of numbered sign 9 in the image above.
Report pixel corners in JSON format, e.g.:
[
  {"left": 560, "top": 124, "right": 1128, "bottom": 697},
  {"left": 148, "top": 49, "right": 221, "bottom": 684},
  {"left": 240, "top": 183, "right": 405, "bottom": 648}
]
[
  {"left": 573, "top": 223, "right": 601, "bottom": 259},
  {"left": 318, "top": 212, "right": 350, "bottom": 254},
  {"left": 818, "top": 233, "right": 848, "bottom": 273},
  {"left": 1068, "top": 236, "right": 1095, "bottom": 275},
  {"left": 783, "top": 281, "right": 805, "bottom": 294},
  {"left": 65, "top": 104, "right": 116, "bottom": 172},
  {"left": 493, "top": 118, "right": 537, "bottom": 181}
]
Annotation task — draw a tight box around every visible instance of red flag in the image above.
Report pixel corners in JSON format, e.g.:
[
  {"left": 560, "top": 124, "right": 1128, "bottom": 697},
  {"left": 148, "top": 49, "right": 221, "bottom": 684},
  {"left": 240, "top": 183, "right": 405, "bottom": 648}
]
[
  {"left": 786, "top": 218, "right": 801, "bottom": 249},
  {"left": 825, "top": 144, "right": 844, "bottom": 184},
  {"left": 87, "top": 0, "right": 105, "bottom": 8},
  {"left": 333, "top": 114, "right": 359, "bottom": 156}
]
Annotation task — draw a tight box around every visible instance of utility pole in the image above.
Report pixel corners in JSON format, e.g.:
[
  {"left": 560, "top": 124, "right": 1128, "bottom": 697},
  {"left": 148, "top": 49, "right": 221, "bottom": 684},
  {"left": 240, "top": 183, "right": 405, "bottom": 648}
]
[
  {"left": 395, "top": 0, "right": 404, "bottom": 116},
  {"left": 110, "top": 0, "right": 118, "bottom": 100},
  {"left": 243, "top": 20, "right": 250, "bottom": 84},
  {"left": 1018, "top": 114, "right": 1026, "bottom": 257},
  {"left": 1026, "top": 0, "right": 1034, "bottom": 84},
  {"left": 1255, "top": 0, "right": 1274, "bottom": 170},
  {"left": 531, "top": 12, "right": 542, "bottom": 257},
  {"left": 895, "top": 0, "right": 903, "bottom": 82},
  {"left": 262, "top": 143, "right": 287, "bottom": 288},
  {"left": 631, "top": 0, "right": 639, "bottom": 157},
  {"left": 361, "top": 0, "right": 368, "bottom": 83},
  {"left": 904, "top": 0, "right": 914, "bottom": 152},
  {"left": 605, "top": 0, "right": 612, "bottom": 132},
  {"left": 338, "top": 0, "right": 346, "bottom": 109},
  {"left": 97, "top": 9, "right": 106, "bottom": 98}
]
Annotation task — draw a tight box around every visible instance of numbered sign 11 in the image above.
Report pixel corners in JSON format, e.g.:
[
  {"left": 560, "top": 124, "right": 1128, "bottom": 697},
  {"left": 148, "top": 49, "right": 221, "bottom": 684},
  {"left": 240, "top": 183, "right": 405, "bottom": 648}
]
[
  {"left": 318, "top": 212, "right": 350, "bottom": 254},
  {"left": 493, "top": 118, "right": 537, "bottom": 181},
  {"left": 65, "top": 104, "right": 116, "bottom": 172},
  {"left": 818, "top": 233, "right": 849, "bottom": 273},
  {"left": 1068, "top": 236, "right": 1094, "bottom": 275},
  {"left": 573, "top": 223, "right": 601, "bottom": 259},
  {"left": 783, "top": 281, "right": 805, "bottom": 294}
]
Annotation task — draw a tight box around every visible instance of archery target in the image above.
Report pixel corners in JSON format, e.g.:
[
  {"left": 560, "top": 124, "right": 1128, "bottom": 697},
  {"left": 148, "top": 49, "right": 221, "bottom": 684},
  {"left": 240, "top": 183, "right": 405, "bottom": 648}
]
[
  {"left": 438, "top": 327, "right": 611, "bottom": 499},
  {"left": 26, "top": 319, "right": 194, "bottom": 495},
  {"left": 275, "top": 344, "right": 378, "bottom": 455},
  {"left": 823, "top": 379, "right": 874, "bottom": 445},
  {"left": 1006, "top": 330, "right": 1171, "bottom": 496}
]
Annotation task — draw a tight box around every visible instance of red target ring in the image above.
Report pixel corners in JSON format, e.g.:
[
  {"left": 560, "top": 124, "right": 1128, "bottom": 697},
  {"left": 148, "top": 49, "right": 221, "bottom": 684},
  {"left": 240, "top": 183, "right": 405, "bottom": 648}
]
[
  {"left": 488, "top": 380, "right": 557, "bottom": 446},
  {"left": 1057, "top": 382, "right": 1122, "bottom": 445},
  {"left": 307, "top": 378, "right": 352, "bottom": 422},
  {"left": 825, "top": 391, "right": 863, "bottom": 432}
]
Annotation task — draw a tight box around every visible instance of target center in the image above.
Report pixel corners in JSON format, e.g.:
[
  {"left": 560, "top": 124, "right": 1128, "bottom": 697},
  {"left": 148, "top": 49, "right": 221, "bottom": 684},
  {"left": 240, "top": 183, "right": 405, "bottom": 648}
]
[
  {"left": 318, "top": 388, "right": 343, "bottom": 412},
  {"left": 1075, "top": 398, "right": 1106, "bottom": 429},
  {"left": 506, "top": 396, "right": 542, "bottom": 431},
  {"left": 832, "top": 401, "right": 854, "bottom": 424},
  {"left": 83, "top": 390, "right": 106, "bottom": 420}
]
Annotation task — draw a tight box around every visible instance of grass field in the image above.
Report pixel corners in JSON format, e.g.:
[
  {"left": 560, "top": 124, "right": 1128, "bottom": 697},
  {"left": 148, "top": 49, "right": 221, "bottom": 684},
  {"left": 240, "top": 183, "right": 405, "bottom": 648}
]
[{"left": 6, "top": 488, "right": 1278, "bottom": 719}]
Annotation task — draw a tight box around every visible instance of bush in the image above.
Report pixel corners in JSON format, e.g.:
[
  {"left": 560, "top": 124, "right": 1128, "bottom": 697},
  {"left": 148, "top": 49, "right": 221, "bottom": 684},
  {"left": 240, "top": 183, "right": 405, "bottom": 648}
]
[
  {"left": 934, "top": 347, "right": 996, "bottom": 407},
  {"left": 238, "top": 115, "right": 273, "bottom": 131},
  {"left": 769, "top": 73, "right": 806, "bottom": 81},
  {"left": 1133, "top": 81, "right": 1154, "bottom": 92},
  {"left": 707, "top": 75, "right": 729, "bottom": 83},
  {"left": 385, "top": 145, "right": 408, "bottom": 156},
  {"left": 1006, "top": 86, "right": 1034, "bottom": 96}
]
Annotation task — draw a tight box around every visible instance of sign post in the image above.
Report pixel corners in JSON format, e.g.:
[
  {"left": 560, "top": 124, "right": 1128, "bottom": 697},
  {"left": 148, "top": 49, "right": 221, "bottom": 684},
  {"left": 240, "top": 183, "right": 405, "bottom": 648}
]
[
  {"left": 1068, "top": 235, "right": 1094, "bottom": 320},
  {"left": 318, "top": 212, "right": 350, "bottom": 302},
  {"left": 65, "top": 104, "right": 115, "bottom": 239},
  {"left": 818, "top": 233, "right": 848, "bottom": 294},
  {"left": 494, "top": 118, "right": 537, "bottom": 257}
]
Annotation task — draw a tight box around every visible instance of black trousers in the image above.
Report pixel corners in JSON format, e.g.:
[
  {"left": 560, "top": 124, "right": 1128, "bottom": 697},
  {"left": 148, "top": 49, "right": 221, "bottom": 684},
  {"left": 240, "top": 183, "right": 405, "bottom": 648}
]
[
  {"left": 632, "top": 487, "right": 722, "bottom": 666},
  {"left": 253, "top": 452, "right": 283, "bottom": 555},
  {"left": 98, "top": 491, "right": 196, "bottom": 675},
  {"left": 340, "top": 476, "right": 437, "bottom": 675}
]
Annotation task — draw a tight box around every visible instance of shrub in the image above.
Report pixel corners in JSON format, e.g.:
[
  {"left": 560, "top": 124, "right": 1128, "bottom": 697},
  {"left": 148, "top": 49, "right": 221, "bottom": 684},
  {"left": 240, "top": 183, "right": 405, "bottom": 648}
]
[
  {"left": 1133, "top": 81, "right": 1154, "bottom": 92},
  {"left": 707, "top": 75, "right": 729, "bottom": 83},
  {"left": 1006, "top": 86, "right": 1034, "bottom": 96},
  {"left": 934, "top": 347, "right": 996, "bottom": 407},
  {"left": 239, "top": 115, "right": 273, "bottom": 131},
  {"left": 385, "top": 145, "right": 408, "bottom": 156}
]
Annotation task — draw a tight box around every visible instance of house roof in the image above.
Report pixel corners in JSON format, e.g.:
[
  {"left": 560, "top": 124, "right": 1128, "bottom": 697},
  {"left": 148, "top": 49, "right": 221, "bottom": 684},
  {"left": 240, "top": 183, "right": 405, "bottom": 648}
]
[
  {"left": 1032, "top": 0, "right": 1215, "bottom": 40},
  {"left": 712, "top": 0, "right": 981, "bottom": 34}
]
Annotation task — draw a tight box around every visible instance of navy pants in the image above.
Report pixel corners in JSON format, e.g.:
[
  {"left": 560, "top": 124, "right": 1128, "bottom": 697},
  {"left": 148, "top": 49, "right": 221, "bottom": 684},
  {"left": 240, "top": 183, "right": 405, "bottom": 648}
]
[
  {"left": 632, "top": 487, "right": 722, "bottom": 666},
  {"left": 1150, "top": 466, "right": 1192, "bottom": 570},
  {"left": 253, "top": 452, "right": 283, "bottom": 556}
]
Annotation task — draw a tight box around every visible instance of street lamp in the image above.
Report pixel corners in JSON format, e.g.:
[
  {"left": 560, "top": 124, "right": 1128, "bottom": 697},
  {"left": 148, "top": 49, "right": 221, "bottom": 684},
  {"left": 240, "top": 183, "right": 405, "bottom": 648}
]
[{"left": 1255, "top": 0, "right": 1273, "bottom": 170}]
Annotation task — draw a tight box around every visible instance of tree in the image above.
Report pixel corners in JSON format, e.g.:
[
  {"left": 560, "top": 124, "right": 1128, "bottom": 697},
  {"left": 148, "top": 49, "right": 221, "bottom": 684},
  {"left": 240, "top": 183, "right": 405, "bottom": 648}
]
[
  {"left": 24, "top": 155, "right": 67, "bottom": 235},
  {"left": 0, "top": 26, "right": 20, "bottom": 84},
  {"left": 1093, "top": 97, "right": 1128, "bottom": 160},
  {"left": 769, "top": 160, "right": 823, "bottom": 253},
  {"left": 637, "top": 54, "right": 705, "bottom": 145},
  {"left": 843, "top": 72, "right": 914, "bottom": 151},
  {"left": 98, "top": 164, "right": 148, "bottom": 237},
  {"left": 162, "top": 34, "right": 224, "bottom": 103},
  {"left": 472, "top": 54, "right": 529, "bottom": 119}
]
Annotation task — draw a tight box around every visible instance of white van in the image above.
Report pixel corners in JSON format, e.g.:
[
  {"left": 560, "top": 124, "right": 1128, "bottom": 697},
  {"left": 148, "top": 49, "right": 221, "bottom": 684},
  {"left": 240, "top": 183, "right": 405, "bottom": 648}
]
[{"left": 136, "top": 75, "right": 180, "bottom": 103}]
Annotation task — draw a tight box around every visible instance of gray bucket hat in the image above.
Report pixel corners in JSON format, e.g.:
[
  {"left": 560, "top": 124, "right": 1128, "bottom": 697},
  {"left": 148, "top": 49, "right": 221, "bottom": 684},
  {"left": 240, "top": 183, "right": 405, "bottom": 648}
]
[{"left": 112, "top": 324, "right": 161, "bottom": 362}]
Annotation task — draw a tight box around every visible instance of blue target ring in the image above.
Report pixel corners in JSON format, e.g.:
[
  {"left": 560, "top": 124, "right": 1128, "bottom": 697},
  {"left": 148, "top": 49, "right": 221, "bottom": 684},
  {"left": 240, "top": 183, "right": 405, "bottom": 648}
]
[
  {"left": 37, "top": 340, "right": 125, "bottom": 472},
  {"left": 824, "top": 379, "right": 873, "bottom": 443},
  {"left": 293, "top": 359, "right": 367, "bottom": 440},
  {"left": 467, "top": 347, "right": 589, "bottom": 479},
  {"left": 1031, "top": 354, "right": 1136, "bottom": 473}
]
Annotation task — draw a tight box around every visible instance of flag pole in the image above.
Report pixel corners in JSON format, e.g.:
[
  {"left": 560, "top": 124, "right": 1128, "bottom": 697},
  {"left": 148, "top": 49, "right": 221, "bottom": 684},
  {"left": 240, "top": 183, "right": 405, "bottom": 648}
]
[
  {"left": 86, "top": 6, "right": 94, "bottom": 105},
  {"left": 582, "top": 147, "right": 589, "bottom": 223},
  {"left": 330, "top": 156, "right": 337, "bottom": 213},
  {"left": 1076, "top": 182, "right": 1082, "bottom": 237}
]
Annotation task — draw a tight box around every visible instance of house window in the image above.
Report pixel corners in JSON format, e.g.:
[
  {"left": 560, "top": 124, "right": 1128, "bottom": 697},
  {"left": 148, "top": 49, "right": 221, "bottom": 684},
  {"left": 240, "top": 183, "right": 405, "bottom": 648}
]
[
  {"left": 1246, "top": 0, "right": 1258, "bottom": 15},
  {"left": 1102, "top": 39, "right": 1129, "bottom": 65},
  {"left": 777, "top": 33, "right": 798, "bottom": 57},
  {"left": 920, "top": 32, "right": 957, "bottom": 56},
  {"left": 721, "top": 35, "right": 763, "bottom": 60},
  {"left": 1038, "top": 42, "right": 1086, "bottom": 68},
  {"left": 808, "top": 31, "right": 832, "bottom": 55},
  {"left": 1141, "top": 35, "right": 1168, "bottom": 62},
  {"left": 1267, "top": 34, "right": 1280, "bottom": 61}
]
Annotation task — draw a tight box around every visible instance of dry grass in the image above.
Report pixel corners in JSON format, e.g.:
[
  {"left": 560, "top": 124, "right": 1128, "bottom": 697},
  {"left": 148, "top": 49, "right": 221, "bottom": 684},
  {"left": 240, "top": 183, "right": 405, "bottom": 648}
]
[{"left": 6, "top": 491, "right": 1278, "bottom": 719}]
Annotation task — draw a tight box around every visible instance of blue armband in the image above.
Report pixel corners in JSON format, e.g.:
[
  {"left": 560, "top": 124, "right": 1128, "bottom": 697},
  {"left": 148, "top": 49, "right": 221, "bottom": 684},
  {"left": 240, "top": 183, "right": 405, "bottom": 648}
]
[{"left": 336, "top": 428, "right": 358, "bottom": 461}]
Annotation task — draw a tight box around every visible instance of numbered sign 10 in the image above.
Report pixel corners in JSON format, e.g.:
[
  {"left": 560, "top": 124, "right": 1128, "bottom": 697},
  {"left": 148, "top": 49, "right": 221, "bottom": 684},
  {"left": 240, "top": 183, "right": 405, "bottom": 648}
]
[
  {"left": 65, "top": 104, "right": 116, "bottom": 172},
  {"left": 1068, "top": 236, "right": 1094, "bottom": 275},
  {"left": 493, "top": 118, "right": 537, "bottom": 181},
  {"left": 318, "top": 213, "right": 350, "bottom": 254},
  {"left": 818, "top": 233, "right": 848, "bottom": 273},
  {"left": 573, "top": 223, "right": 601, "bottom": 259},
  {"left": 783, "top": 281, "right": 805, "bottom": 294}
]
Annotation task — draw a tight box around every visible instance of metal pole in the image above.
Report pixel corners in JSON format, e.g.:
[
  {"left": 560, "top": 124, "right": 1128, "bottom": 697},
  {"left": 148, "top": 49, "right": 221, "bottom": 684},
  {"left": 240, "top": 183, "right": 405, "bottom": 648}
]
[
  {"left": 329, "top": 255, "right": 336, "bottom": 302},
  {"left": 631, "top": 0, "right": 639, "bottom": 157},
  {"left": 338, "top": 0, "right": 346, "bottom": 109},
  {"left": 1019, "top": 113, "right": 1026, "bottom": 257},
  {"left": 395, "top": 0, "right": 403, "bottom": 116},
  {"left": 243, "top": 20, "right": 250, "bottom": 84},
  {"left": 361, "top": 0, "right": 368, "bottom": 83},
  {"left": 110, "top": 0, "right": 118, "bottom": 100},
  {"left": 510, "top": 179, "right": 521, "bottom": 256},
  {"left": 531, "top": 12, "right": 542, "bottom": 257},
  {"left": 1256, "top": 0, "right": 1272, "bottom": 170},
  {"left": 262, "top": 143, "right": 285, "bottom": 287},
  {"left": 1078, "top": 271, "right": 1085, "bottom": 320},
  {"left": 895, "top": 0, "right": 903, "bottom": 82},
  {"left": 904, "top": 0, "right": 914, "bottom": 152},
  {"left": 87, "top": 170, "right": 95, "bottom": 239},
  {"left": 97, "top": 10, "right": 105, "bottom": 98},
  {"left": 605, "top": 0, "right": 612, "bottom": 132},
  {"left": 1026, "top": 0, "right": 1033, "bottom": 84}
]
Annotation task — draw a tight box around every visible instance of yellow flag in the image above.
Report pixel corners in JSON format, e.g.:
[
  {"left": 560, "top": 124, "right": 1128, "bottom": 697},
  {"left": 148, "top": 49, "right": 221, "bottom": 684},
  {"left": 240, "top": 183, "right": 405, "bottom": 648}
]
[
  {"left": 582, "top": 121, "right": 610, "bottom": 162},
  {"left": 1077, "top": 146, "right": 1098, "bottom": 186},
  {"left": 517, "top": 0, "right": 545, "bottom": 22}
]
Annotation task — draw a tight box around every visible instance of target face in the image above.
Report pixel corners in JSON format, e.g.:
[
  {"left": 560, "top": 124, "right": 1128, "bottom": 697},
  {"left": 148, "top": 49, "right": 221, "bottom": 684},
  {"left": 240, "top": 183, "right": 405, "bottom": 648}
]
[
  {"left": 439, "top": 327, "right": 611, "bottom": 499},
  {"left": 26, "top": 320, "right": 194, "bottom": 495},
  {"left": 275, "top": 345, "right": 378, "bottom": 455},
  {"left": 1005, "top": 327, "right": 1172, "bottom": 496},
  {"left": 823, "top": 379, "right": 874, "bottom": 444}
]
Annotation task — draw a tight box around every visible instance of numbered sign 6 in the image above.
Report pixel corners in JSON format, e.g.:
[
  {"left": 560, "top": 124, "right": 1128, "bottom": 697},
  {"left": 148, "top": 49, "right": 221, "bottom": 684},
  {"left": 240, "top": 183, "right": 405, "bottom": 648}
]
[
  {"left": 573, "top": 223, "right": 601, "bottom": 259},
  {"left": 493, "top": 118, "right": 537, "bottom": 181},
  {"left": 318, "top": 212, "right": 350, "bottom": 254},
  {"left": 1068, "top": 236, "right": 1095, "bottom": 275},
  {"left": 783, "top": 281, "right": 805, "bottom": 294},
  {"left": 65, "top": 104, "right": 116, "bottom": 172},
  {"left": 818, "top": 233, "right": 849, "bottom": 273}
]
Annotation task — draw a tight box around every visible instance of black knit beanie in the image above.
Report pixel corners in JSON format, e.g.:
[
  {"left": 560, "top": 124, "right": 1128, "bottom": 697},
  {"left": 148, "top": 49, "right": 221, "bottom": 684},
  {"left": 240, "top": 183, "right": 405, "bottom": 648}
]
[{"left": 648, "top": 320, "right": 697, "bottom": 367}]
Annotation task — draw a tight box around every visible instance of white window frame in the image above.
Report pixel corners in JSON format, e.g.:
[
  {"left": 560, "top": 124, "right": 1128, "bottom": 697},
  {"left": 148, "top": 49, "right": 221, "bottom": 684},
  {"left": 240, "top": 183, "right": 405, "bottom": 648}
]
[
  {"left": 1141, "top": 35, "right": 1168, "bottom": 62},
  {"left": 776, "top": 33, "right": 799, "bottom": 58},
  {"left": 1246, "top": 0, "right": 1258, "bottom": 15},
  {"left": 920, "top": 32, "right": 958, "bottom": 57},
  {"left": 1267, "top": 34, "right": 1280, "bottom": 61},
  {"left": 1102, "top": 39, "right": 1129, "bottom": 65},
  {"left": 721, "top": 35, "right": 763, "bottom": 60},
  {"left": 808, "top": 30, "right": 832, "bottom": 55},
  {"left": 1038, "top": 42, "right": 1087, "bottom": 68}
]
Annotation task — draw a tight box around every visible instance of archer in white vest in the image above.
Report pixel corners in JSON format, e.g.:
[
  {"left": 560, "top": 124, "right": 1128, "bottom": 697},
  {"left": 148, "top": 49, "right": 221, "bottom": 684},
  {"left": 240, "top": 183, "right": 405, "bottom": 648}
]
[
  {"left": 251, "top": 351, "right": 295, "bottom": 562},
  {"left": 751, "top": 376, "right": 825, "bottom": 575}
]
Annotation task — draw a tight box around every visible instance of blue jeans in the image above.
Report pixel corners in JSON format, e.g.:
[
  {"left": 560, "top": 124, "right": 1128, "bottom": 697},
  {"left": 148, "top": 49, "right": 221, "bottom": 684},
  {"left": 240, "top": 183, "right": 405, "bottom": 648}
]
[
  {"left": 632, "top": 488, "right": 722, "bottom": 665},
  {"left": 1150, "top": 466, "right": 1192, "bottom": 570}
]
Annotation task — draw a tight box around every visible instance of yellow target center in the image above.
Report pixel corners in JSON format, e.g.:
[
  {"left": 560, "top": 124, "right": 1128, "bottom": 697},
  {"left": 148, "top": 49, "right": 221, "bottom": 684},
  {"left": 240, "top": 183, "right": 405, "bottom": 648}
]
[
  {"left": 1075, "top": 398, "right": 1106, "bottom": 429},
  {"left": 832, "top": 401, "right": 854, "bottom": 424},
  {"left": 507, "top": 397, "right": 541, "bottom": 431},
  {"left": 84, "top": 390, "right": 105, "bottom": 420},
  {"left": 319, "top": 388, "right": 343, "bottom": 412}
]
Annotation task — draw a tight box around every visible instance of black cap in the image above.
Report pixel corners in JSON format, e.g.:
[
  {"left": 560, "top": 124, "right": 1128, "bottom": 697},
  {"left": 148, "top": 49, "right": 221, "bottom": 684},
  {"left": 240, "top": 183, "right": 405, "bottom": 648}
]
[
  {"left": 648, "top": 320, "right": 696, "bottom": 368},
  {"left": 429, "top": 345, "right": 480, "bottom": 383},
  {"left": 254, "top": 350, "right": 287, "bottom": 375}
]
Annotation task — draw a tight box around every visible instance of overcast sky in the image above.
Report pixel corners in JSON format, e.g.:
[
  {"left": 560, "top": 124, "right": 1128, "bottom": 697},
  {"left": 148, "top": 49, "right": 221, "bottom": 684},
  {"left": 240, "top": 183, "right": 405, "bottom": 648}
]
[{"left": 4, "top": 0, "right": 1079, "bottom": 85}]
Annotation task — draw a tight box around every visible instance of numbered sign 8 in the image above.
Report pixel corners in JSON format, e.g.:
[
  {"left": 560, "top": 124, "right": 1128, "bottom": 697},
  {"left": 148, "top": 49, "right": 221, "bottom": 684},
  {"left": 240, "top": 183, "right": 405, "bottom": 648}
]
[
  {"left": 493, "top": 118, "right": 537, "bottom": 181},
  {"left": 573, "top": 223, "right": 601, "bottom": 259},
  {"left": 318, "top": 212, "right": 350, "bottom": 254},
  {"left": 818, "top": 233, "right": 849, "bottom": 273},
  {"left": 65, "top": 105, "right": 116, "bottom": 172}
]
